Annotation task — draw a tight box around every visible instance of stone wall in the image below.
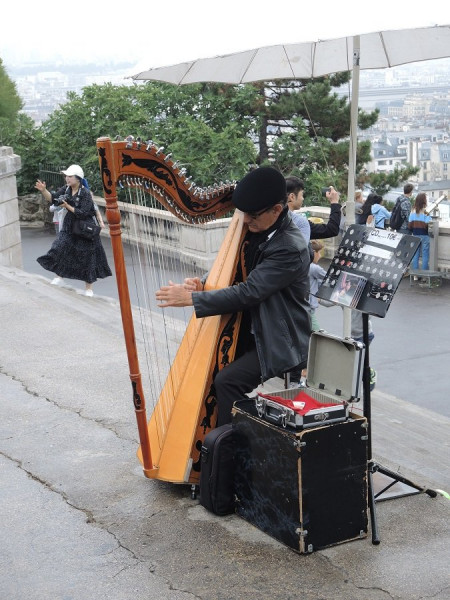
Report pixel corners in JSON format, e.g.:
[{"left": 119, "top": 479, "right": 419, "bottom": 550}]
[
  {"left": 0, "top": 147, "right": 22, "bottom": 268},
  {"left": 298, "top": 205, "right": 340, "bottom": 259},
  {"left": 15, "top": 189, "right": 450, "bottom": 274},
  {"left": 19, "top": 193, "right": 49, "bottom": 227},
  {"left": 93, "top": 197, "right": 230, "bottom": 271},
  {"left": 90, "top": 201, "right": 340, "bottom": 271}
]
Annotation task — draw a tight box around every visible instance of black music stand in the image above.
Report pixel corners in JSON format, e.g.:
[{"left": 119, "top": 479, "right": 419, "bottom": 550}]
[{"left": 317, "top": 225, "right": 437, "bottom": 545}]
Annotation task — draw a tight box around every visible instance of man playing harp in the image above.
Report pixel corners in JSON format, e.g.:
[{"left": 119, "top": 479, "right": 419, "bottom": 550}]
[{"left": 156, "top": 167, "right": 312, "bottom": 425}]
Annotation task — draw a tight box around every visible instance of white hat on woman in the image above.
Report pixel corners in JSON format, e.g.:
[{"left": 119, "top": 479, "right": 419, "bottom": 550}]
[{"left": 62, "top": 164, "right": 84, "bottom": 178}]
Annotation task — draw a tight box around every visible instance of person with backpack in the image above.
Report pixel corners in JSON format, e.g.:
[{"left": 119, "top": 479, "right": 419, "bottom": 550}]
[
  {"left": 390, "top": 183, "right": 414, "bottom": 233},
  {"left": 371, "top": 195, "right": 391, "bottom": 229}
]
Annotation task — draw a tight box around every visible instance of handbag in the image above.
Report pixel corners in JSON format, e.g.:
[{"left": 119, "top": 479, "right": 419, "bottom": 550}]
[{"left": 72, "top": 218, "right": 101, "bottom": 240}]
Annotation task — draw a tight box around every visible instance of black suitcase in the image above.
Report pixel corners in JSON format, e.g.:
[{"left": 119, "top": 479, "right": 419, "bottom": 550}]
[
  {"left": 232, "top": 399, "right": 368, "bottom": 553},
  {"left": 199, "top": 423, "right": 235, "bottom": 515}
]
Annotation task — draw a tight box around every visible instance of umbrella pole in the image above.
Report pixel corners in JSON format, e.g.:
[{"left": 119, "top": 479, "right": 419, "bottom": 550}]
[
  {"left": 342, "top": 36, "right": 361, "bottom": 340},
  {"left": 346, "top": 34, "right": 360, "bottom": 228}
]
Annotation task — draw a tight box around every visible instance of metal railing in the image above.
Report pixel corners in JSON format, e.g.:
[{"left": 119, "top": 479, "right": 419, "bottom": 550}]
[{"left": 38, "top": 164, "right": 65, "bottom": 191}]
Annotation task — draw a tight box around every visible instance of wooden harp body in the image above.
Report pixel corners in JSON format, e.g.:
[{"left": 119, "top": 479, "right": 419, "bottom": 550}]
[{"left": 96, "top": 136, "right": 245, "bottom": 484}]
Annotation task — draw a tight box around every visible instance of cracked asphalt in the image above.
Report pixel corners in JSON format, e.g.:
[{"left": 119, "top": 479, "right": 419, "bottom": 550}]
[{"left": 0, "top": 261, "right": 449, "bottom": 600}]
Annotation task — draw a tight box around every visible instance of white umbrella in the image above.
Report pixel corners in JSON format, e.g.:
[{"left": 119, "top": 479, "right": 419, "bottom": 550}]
[
  {"left": 132, "top": 25, "right": 450, "bottom": 85},
  {"left": 131, "top": 24, "right": 450, "bottom": 220}
]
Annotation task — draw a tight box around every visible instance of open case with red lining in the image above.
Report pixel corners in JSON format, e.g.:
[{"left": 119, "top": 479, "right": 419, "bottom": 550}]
[{"left": 256, "top": 330, "right": 365, "bottom": 429}]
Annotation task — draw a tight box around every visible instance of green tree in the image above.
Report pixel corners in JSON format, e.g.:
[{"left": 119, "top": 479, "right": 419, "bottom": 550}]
[
  {"left": 0, "top": 58, "right": 43, "bottom": 194},
  {"left": 0, "top": 58, "right": 22, "bottom": 121},
  {"left": 29, "top": 75, "right": 416, "bottom": 203},
  {"left": 40, "top": 82, "right": 258, "bottom": 191},
  {"left": 363, "top": 165, "right": 420, "bottom": 198},
  {"left": 247, "top": 76, "right": 378, "bottom": 157},
  {"left": 2, "top": 112, "right": 44, "bottom": 193},
  {"left": 252, "top": 75, "right": 418, "bottom": 204},
  {"left": 246, "top": 76, "right": 380, "bottom": 204}
]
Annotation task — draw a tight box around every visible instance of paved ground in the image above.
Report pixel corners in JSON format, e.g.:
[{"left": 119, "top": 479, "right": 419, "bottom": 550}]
[{"left": 0, "top": 227, "right": 448, "bottom": 600}]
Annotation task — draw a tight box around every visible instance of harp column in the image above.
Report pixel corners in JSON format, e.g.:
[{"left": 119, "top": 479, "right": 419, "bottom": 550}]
[{"left": 96, "top": 136, "right": 156, "bottom": 476}]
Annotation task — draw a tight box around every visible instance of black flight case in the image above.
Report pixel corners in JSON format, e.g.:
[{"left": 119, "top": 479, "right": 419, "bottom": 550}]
[{"left": 232, "top": 331, "right": 369, "bottom": 554}]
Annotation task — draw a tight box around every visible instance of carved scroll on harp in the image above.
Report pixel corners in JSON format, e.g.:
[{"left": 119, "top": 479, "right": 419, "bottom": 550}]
[{"left": 96, "top": 136, "right": 245, "bottom": 484}]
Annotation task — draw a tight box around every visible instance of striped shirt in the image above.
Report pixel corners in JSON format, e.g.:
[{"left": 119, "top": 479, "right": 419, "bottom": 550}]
[{"left": 408, "top": 211, "right": 431, "bottom": 236}]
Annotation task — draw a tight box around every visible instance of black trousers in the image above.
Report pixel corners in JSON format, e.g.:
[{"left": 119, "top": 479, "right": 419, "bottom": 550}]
[
  {"left": 286, "top": 360, "right": 308, "bottom": 383},
  {"left": 214, "top": 343, "right": 262, "bottom": 426}
]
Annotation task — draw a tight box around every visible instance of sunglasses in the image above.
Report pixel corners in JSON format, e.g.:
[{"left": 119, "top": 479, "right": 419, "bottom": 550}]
[{"left": 245, "top": 206, "right": 273, "bottom": 219}]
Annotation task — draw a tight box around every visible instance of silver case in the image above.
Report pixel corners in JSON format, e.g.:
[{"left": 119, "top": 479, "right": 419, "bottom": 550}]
[
  {"left": 256, "top": 330, "right": 365, "bottom": 430},
  {"left": 255, "top": 395, "right": 348, "bottom": 429}
]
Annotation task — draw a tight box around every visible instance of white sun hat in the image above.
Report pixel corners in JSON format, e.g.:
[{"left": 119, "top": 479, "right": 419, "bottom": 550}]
[{"left": 62, "top": 164, "right": 84, "bottom": 178}]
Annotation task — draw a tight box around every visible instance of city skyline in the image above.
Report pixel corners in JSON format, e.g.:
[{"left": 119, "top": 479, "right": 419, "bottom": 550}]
[{"left": 9, "top": 54, "right": 450, "bottom": 128}]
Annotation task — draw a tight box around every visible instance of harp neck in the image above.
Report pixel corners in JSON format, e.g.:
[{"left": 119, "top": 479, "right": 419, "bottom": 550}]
[{"left": 97, "top": 136, "right": 236, "bottom": 223}]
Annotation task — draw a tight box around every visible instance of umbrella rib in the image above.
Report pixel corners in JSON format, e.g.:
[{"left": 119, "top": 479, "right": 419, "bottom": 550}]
[
  {"left": 378, "top": 32, "right": 392, "bottom": 68},
  {"left": 282, "top": 45, "right": 296, "bottom": 80},
  {"left": 240, "top": 48, "right": 259, "bottom": 83},
  {"left": 311, "top": 42, "right": 317, "bottom": 78},
  {"left": 179, "top": 62, "right": 196, "bottom": 85}
]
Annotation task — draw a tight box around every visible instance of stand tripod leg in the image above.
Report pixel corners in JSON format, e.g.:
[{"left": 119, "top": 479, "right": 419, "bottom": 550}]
[
  {"left": 360, "top": 311, "right": 437, "bottom": 509},
  {"left": 372, "top": 462, "right": 437, "bottom": 500},
  {"left": 368, "top": 466, "right": 380, "bottom": 545}
]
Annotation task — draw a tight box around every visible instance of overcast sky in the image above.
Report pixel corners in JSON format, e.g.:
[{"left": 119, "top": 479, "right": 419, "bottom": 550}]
[{"left": 2, "top": 1, "right": 449, "bottom": 72}]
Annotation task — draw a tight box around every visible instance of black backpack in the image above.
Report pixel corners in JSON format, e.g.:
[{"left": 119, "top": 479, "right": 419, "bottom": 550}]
[
  {"left": 388, "top": 199, "right": 403, "bottom": 231},
  {"left": 199, "top": 424, "right": 235, "bottom": 515}
]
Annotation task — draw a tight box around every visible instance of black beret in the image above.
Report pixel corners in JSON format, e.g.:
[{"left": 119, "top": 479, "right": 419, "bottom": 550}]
[{"left": 232, "top": 167, "right": 287, "bottom": 212}]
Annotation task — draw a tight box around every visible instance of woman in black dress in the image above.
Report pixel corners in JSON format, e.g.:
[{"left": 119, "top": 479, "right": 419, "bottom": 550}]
[{"left": 36, "top": 164, "right": 112, "bottom": 296}]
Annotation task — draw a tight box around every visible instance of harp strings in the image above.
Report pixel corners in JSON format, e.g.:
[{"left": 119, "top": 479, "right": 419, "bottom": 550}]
[{"left": 122, "top": 183, "right": 203, "bottom": 450}]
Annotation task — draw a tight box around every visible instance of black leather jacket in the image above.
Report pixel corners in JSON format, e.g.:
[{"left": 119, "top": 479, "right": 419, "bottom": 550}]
[{"left": 193, "top": 212, "right": 312, "bottom": 381}]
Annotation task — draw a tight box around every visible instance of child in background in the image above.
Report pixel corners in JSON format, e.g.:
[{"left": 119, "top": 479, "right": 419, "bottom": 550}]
[
  {"left": 309, "top": 240, "right": 327, "bottom": 331},
  {"left": 287, "top": 239, "right": 326, "bottom": 388}
]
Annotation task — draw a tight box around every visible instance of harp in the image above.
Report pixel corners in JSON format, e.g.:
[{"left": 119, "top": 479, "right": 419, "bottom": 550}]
[{"left": 96, "top": 136, "right": 246, "bottom": 484}]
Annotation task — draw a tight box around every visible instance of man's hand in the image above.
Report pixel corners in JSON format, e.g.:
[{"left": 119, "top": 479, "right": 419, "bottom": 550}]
[
  {"left": 183, "top": 277, "right": 203, "bottom": 292},
  {"left": 326, "top": 186, "right": 340, "bottom": 205},
  {"left": 156, "top": 280, "right": 194, "bottom": 308}
]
